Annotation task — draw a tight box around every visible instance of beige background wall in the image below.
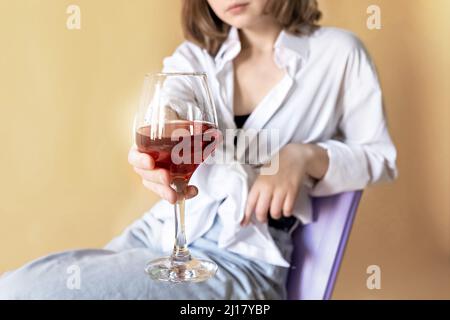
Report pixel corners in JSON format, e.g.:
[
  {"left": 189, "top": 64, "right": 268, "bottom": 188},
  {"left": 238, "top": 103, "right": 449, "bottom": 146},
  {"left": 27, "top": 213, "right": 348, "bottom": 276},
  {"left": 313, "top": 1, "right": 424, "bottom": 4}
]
[
  {"left": 0, "top": 0, "right": 449, "bottom": 299},
  {"left": 319, "top": 0, "right": 450, "bottom": 299}
]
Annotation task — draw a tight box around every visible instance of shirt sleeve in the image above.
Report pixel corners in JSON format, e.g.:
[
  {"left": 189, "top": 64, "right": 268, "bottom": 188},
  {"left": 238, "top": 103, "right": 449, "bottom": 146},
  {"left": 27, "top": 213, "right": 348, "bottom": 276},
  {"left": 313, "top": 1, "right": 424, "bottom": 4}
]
[
  {"left": 162, "top": 41, "right": 207, "bottom": 73},
  {"left": 145, "top": 42, "right": 208, "bottom": 121},
  {"left": 310, "top": 38, "right": 398, "bottom": 196}
]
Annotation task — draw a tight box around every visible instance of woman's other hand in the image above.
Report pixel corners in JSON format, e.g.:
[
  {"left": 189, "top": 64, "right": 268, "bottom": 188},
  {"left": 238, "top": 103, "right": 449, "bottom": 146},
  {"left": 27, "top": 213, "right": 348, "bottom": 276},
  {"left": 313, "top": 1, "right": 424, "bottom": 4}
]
[{"left": 242, "top": 143, "right": 329, "bottom": 225}]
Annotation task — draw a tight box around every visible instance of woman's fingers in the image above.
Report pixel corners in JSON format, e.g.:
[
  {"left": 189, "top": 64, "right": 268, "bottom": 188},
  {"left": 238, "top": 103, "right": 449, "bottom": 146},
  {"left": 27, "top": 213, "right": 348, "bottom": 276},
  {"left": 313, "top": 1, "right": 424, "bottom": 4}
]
[
  {"left": 128, "top": 146, "right": 155, "bottom": 170},
  {"left": 254, "top": 189, "right": 272, "bottom": 223},
  {"left": 185, "top": 186, "right": 198, "bottom": 200},
  {"left": 130, "top": 146, "right": 199, "bottom": 202},
  {"left": 142, "top": 180, "right": 177, "bottom": 204},
  {"left": 141, "top": 180, "right": 198, "bottom": 203},
  {"left": 283, "top": 191, "right": 295, "bottom": 217},
  {"left": 270, "top": 191, "right": 285, "bottom": 220},
  {"left": 133, "top": 167, "right": 170, "bottom": 185},
  {"left": 242, "top": 188, "right": 259, "bottom": 226},
  {"left": 242, "top": 189, "right": 296, "bottom": 225},
  {"left": 138, "top": 169, "right": 198, "bottom": 201}
]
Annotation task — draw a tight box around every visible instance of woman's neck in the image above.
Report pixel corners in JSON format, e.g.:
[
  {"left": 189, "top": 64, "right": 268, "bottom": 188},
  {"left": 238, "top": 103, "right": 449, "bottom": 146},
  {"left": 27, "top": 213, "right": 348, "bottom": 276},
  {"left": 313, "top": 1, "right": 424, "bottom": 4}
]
[{"left": 238, "top": 20, "right": 282, "bottom": 53}]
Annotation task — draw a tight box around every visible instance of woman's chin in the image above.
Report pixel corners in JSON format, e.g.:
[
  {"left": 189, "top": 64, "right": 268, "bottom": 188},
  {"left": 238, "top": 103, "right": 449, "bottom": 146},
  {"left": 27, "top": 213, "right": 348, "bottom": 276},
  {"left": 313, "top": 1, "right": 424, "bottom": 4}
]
[{"left": 224, "top": 16, "right": 259, "bottom": 30}]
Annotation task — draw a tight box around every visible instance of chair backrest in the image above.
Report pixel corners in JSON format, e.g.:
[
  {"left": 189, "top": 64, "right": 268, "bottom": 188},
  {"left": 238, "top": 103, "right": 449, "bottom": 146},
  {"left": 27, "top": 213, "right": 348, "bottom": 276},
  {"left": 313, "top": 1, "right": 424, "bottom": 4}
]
[{"left": 286, "top": 191, "right": 363, "bottom": 300}]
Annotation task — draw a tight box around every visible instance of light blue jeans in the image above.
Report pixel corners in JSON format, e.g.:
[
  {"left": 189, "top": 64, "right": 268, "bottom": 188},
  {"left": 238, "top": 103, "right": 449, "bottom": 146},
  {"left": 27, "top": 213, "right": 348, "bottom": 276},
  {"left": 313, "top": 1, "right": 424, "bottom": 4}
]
[{"left": 0, "top": 216, "right": 293, "bottom": 299}]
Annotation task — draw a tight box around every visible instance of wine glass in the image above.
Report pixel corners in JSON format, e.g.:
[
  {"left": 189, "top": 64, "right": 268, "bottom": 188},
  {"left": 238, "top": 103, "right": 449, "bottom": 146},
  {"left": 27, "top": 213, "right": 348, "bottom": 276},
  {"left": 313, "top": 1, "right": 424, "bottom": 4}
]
[{"left": 134, "top": 72, "right": 220, "bottom": 282}]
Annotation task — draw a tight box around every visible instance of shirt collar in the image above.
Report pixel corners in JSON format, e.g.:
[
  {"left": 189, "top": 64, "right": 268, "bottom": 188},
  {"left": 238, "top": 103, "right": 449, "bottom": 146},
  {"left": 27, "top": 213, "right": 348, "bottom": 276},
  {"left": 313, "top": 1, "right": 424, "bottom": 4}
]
[
  {"left": 215, "top": 27, "right": 241, "bottom": 69},
  {"left": 214, "top": 26, "right": 310, "bottom": 68},
  {"left": 274, "top": 29, "right": 310, "bottom": 61}
]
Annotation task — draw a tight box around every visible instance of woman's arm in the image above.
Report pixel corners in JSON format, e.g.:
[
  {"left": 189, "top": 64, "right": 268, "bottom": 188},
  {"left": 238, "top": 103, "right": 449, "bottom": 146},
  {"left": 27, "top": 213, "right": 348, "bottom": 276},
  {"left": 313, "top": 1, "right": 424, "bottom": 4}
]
[
  {"left": 295, "top": 143, "right": 329, "bottom": 180},
  {"left": 310, "top": 38, "right": 397, "bottom": 196},
  {"left": 243, "top": 37, "right": 398, "bottom": 225}
]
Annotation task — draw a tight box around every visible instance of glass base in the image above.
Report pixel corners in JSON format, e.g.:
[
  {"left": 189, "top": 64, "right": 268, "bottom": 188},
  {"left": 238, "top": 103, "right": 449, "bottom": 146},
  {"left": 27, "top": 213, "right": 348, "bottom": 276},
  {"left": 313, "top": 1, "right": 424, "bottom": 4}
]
[{"left": 145, "top": 256, "right": 218, "bottom": 283}]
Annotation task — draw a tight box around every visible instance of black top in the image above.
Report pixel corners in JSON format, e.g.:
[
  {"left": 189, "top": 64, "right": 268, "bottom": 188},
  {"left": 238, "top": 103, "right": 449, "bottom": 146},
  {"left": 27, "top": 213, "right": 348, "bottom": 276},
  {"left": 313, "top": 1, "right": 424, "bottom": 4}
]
[
  {"left": 234, "top": 114, "right": 251, "bottom": 129},
  {"left": 233, "top": 113, "right": 298, "bottom": 233}
]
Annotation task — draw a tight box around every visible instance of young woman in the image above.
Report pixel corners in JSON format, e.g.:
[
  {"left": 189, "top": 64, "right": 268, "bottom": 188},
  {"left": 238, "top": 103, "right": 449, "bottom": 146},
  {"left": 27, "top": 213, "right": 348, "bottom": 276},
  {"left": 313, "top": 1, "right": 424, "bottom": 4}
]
[{"left": 0, "top": 0, "right": 397, "bottom": 299}]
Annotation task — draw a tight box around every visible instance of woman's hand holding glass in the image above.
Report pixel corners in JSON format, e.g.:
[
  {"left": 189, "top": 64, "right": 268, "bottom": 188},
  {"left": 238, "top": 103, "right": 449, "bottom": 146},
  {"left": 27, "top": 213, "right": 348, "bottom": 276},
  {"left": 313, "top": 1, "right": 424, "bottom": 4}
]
[{"left": 128, "top": 146, "right": 199, "bottom": 204}]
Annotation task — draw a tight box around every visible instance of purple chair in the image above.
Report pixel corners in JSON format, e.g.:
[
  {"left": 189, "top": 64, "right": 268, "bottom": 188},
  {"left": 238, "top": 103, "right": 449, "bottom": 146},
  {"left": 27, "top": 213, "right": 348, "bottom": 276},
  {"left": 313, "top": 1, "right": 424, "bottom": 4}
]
[{"left": 286, "top": 191, "right": 363, "bottom": 300}]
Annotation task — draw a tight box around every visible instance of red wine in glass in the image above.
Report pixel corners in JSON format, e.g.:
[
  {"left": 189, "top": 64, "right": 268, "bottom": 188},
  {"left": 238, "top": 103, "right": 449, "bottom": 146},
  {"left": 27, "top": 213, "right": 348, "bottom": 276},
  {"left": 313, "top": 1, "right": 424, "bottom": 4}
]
[{"left": 136, "top": 120, "right": 219, "bottom": 181}]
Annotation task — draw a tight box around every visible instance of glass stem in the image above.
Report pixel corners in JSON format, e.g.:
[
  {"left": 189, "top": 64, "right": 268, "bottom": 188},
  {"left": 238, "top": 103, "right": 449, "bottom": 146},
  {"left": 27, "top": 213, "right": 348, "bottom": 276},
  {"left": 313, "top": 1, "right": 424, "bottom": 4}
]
[{"left": 170, "top": 178, "right": 191, "bottom": 263}]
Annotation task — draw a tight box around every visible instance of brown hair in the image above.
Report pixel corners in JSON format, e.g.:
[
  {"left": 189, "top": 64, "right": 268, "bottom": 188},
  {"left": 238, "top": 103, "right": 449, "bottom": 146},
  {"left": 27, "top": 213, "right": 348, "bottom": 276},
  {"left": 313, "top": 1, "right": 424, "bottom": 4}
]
[{"left": 182, "top": 0, "right": 322, "bottom": 56}]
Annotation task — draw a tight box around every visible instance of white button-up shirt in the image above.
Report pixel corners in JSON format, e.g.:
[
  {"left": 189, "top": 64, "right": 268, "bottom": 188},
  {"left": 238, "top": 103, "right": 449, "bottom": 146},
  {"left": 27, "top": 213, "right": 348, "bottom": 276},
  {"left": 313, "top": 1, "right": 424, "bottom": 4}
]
[{"left": 143, "top": 27, "right": 397, "bottom": 267}]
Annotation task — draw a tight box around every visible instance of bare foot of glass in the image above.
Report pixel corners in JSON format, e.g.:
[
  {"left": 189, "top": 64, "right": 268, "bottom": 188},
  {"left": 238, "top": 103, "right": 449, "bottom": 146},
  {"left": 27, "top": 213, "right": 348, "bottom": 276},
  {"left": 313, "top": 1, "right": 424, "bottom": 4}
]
[{"left": 144, "top": 178, "right": 217, "bottom": 282}]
